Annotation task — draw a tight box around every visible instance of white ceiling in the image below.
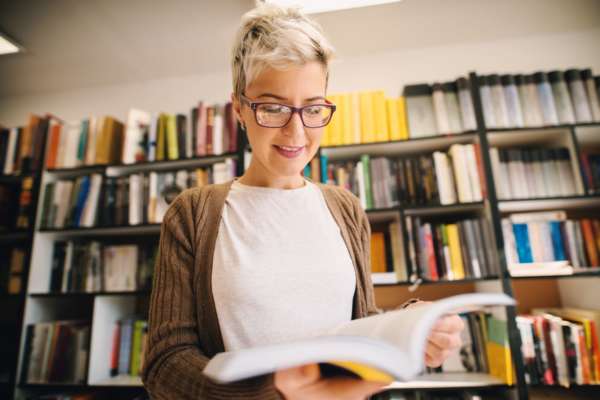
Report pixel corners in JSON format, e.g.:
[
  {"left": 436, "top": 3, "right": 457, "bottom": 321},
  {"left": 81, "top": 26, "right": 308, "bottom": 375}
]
[{"left": 1, "top": 0, "right": 599, "bottom": 99}]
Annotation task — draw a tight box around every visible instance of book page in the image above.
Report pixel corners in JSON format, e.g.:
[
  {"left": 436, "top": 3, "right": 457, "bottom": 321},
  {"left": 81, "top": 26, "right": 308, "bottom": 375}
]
[{"left": 327, "top": 293, "right": 515, "bottom": 373}]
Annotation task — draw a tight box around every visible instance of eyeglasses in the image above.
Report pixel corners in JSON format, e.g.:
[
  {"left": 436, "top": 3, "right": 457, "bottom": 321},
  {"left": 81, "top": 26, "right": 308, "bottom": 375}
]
[{"left": 240, "top": 94, "right": 336, "bottom": 128}]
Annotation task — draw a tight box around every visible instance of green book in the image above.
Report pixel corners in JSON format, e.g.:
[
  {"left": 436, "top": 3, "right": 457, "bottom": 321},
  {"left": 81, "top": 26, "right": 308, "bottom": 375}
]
[
  {"left": 76, "top": 119, "right": 89, "bottom": 165},
  {"left": 130, "top": 320, "right": 147, "bottom": 376},
  {"left": 361, "top": 154, "right": 373, "bottom": 209}
]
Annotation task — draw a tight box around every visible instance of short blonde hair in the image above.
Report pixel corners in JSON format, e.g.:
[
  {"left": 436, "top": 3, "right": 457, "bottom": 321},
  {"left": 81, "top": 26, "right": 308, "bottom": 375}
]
[{"left": 231, "top": 3, "right": 335, "bottom": 102}]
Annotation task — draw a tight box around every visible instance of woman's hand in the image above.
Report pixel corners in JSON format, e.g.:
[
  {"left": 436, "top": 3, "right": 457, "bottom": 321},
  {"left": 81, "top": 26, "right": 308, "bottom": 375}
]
[
  {"left": 404, "top": 301, "right": 465, "bottom": 368},
  {"left": 274, "top": 363, "right": 387, "bottom": 400}
]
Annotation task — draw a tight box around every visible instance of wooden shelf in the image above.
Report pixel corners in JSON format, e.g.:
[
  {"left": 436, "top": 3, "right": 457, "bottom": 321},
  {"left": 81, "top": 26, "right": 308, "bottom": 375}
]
[
  {"left": 29, "top": 290, "right": 151, "bottom": 298},
  {"left": 38, "top": 224, "right": 162, "bottom": 237},
  {"left": 498, "top": 195, "right": 600, "bottom": 212}
]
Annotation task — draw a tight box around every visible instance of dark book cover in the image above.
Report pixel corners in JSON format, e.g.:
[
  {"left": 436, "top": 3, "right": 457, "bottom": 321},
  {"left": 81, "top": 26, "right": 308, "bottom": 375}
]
[
  {"left": 0, "top": 128, "right": 9, "bottom": 171},
  {"left": 432, "top": 224, "right": 447, "bottom": 279},
  {"left": 471, "top": 218, "right": 489, "bottom": 277},
  {"left": 191, "top": 107, "right": 198, "bottom": 157},
  {"left": 50, "top": 242, "right": 66, "bottom": 292},
  {"left": 31, "top": 116, "right": 49, "bottom": 172},
  {"left": 176, "top": 114, "right": 187, "bottom": 160},
  {"left": 383, "top": 228, "right": 394, "bottom": 273},
  {"left": 457, "top": 221, "right": 472, "bottom": 278}
]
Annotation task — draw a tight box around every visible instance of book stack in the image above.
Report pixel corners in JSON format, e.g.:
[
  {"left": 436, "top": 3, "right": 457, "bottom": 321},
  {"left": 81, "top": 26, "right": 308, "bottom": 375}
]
[
  {"left": 49, "top": 241, "right": 156, "bottom": 293},
  {"left": 581, "top": 151, "right": 600, "bottom": 194},
  {"left": 39, "top": 159, "right": 236, "bottom": 229},
  {"left": 321, "top": 90, "right": 409, "bottom": 146},
  {"left": 21, "top": 320, "right": 90, "bottom": 384},
  {"left": 323, "top": 144, "right": 484, "bottom": 210},
  {"left": 502, "top": 212, "right": 600, "bottom": 273},
  {"left": 478, "top": 69, "right": 600, "bottom": 129},
  {"left": 517, "top": 308, "right": 600, "bottom": 386},
  {"left": 45, "top": 117, "right": 125, "bottom": 169},
  {"left": 0, "top": 115, "right": 50, "bottom": 175},
  {"left": 110, "top": 318, "right": 148, "bottom": 378},
  {"left": 403, "top": 77, "right": 478, "bottom": 138},
  {"left": 0, "top": 247, "right": 26, "bottom": 294},
  {"left": 490, "top": 147, "right": 579, "bottom": 199},
  {"left": 405, "top": 217, "right": 499, "bottom": 281},
  {"left": 435, "top": 312, "right": 513, "bottom": 385},
  {"left": 45, "top": 103, "right": 238, "bottom": 169},
  {"left": 369, "top": 221, "right": 407, "bottom": 284}
]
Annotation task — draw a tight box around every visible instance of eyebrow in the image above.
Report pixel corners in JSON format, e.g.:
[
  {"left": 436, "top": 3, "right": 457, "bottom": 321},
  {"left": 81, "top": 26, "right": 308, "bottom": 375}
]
[{"left": 256, "top": 93, "right": 326, "bottom": 102}]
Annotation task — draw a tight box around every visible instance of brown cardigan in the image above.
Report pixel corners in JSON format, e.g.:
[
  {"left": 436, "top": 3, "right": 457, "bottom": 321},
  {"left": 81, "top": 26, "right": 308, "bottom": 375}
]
[{"left": 141, "top": 178, "right": 407, "bottom": 399}]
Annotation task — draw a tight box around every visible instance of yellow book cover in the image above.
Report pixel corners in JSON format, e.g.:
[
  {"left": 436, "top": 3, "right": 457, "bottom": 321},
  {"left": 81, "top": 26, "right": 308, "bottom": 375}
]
[
  {"left": 373, "top": 91, "right": 389, "bottom": 142},
  {"left": 156, "top": 114, "right": 166, "bottom": 161},
  {"left": 321, "top": 121, "right": 330, "bottom": 147},
  {"left": 387, "top": 98, "right": 401, "bottom": 141},
  {"left": 166, "top": 114, "right": 179, "bottom": 160},
  {"left": 351, "top": 92, "right": 361, "bottom": 144},
  {"left": 202, "top": 293, "right": 514, "bottom": 385},
  {"left": 398, "top": 96, "right": 409, "bottom": 140},
  {"left": 485, "top": 317, "right": 514, "bottom": 385},
  {"left": 359, "top": 92, "right": 375, "bottom": 143},
  {"left": 446, "top": 224, "right": 465, "bottom": 279},
  {"left": 341, "top": 93, "right": 354, "bottom": 145},
  {"left": 93, "top": 117, "right": 108, "bottom": 165},
  {"left": 326, "top": 95, "right": 341, "bottom": 146},
  {"left": 370, "top": 232, "right": 387, "bottom": 273}
]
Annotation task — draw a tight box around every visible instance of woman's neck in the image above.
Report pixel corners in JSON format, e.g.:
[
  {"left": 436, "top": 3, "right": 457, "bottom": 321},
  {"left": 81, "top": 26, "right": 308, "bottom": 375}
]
[{"left": 237, "top": 161, "right": 305, "bottom": 189}]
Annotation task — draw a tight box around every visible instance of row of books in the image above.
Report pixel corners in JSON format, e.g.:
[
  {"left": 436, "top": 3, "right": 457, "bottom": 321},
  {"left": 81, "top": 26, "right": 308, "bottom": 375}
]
[
  {"left": 403, "top": 77, "right": 478, "bottom": 138},
  {"left": 502, "top": 212, "right": 600, "bottom": 271},
  {"left": 110, "top": 318, "right": 148, "bottom": 378},
  {"left": 516, "top": 307, "right": 600, "bottom": 386},
  {"left": 0, "top": 247, "right": 26, "bottom": 294},
  {"left": 321, "top": 144, "right": 485, "bottom": 210},
  {"left": 22, "top": 320, "right": 90, "bottom": 384},
  {"left": 321, "top": 91, "right": 409, "bottom": 147},
  {"left": 49, "top": 242, "right": 156, "bottom": 293},
  {"left": 581, "top": 151, "right": 600, "bottom": 195},
  {"left": 479, "top": 69, "right": 600, "bottom": 130},
  {"left": 39, "top": 159, "right": 236, "bottom": 229},
  {"left": 405, "top": 217, "right": 499, "bottom": 282},
  {"left": 490, "top": 147, "right": 580, "bottom": 200},
  {"left": 0, "top": 115, "right": 48, "bottom": 175},
  {"left": 45, "top": 102, "right": 238, "bottom": 170},
  {"left": 427, "top": 312, "right": 513, "bottom": 385}
]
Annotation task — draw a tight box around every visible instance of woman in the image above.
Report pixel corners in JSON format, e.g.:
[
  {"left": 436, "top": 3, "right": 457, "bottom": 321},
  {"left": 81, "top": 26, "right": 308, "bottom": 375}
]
[{"left": 142, "top": 4, "right": 463, "bottom": 399}]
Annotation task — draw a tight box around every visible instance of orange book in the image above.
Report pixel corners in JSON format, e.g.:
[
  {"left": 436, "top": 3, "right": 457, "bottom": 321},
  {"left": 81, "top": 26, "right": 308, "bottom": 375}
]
[
  {"left": 473, "top": 142, "right": 487, "bottom": 198},
  {"left": 45, "top": 122, "right": 62, "bottom": 169},
  {"left": 581, "top": 219, "right": 599, "bottom": 266},
  {"left": 370, "top": 232, "right": 387, "bottom": 273}
]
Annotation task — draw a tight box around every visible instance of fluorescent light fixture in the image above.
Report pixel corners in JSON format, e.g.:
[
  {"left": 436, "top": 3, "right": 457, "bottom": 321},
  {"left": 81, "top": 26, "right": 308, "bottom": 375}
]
[
  {"left": 258, "top": 0, "right": 403, "bottom": 14},
  {"left": 0, "top": 32, "right": 22, "bottom": 55}
]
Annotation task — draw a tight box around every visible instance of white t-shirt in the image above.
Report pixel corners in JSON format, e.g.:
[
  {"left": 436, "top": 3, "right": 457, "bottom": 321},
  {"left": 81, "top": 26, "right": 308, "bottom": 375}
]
[{"left": 212, "top": 177, "right": 356, "bottom": 351}]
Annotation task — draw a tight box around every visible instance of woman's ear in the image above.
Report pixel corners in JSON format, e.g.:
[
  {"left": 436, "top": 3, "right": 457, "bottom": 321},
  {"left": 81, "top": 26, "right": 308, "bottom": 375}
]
[{"left": 231, "top": 92, "right": 246, "bottom": 130}]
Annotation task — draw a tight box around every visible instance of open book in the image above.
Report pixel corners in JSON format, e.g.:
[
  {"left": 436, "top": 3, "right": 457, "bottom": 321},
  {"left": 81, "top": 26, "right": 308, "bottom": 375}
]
[{"left": 203, "top": 293, "right": 515, "bottom": 384}]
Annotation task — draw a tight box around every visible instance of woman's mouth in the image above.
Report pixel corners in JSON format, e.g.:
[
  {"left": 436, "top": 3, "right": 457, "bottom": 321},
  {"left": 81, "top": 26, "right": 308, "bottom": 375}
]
[{"left": 273, "top": 144, "right": 305, "bottom": 158}]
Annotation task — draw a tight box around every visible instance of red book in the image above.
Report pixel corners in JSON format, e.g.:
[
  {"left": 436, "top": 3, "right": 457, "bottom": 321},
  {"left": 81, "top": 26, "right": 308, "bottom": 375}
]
[
  {"left": 473, "top": 142, "right": 487, "bottom": 198},
  {"left": 45, "top": 122, "right": 62, "bottom": 169},
  {"left": 424, "top": 224, "right": 438, "bottom": 280},
  {"left": 110, "top": 321, "right": 121, "bottom": 377},
  {"left": 206, "top": 106, "right": 214, "bottom": 156},
  {"left": 581, "top": 219, "right": 599, "bottom": 266},
  {"left": 195, "top": 102, "right": 207, "bottom": 156}
]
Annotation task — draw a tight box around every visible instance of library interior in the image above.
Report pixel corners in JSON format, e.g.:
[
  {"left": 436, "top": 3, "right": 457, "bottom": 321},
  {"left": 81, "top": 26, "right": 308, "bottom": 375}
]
[{"left": 1, "top": 0, "right": 600, "bottom": 399}]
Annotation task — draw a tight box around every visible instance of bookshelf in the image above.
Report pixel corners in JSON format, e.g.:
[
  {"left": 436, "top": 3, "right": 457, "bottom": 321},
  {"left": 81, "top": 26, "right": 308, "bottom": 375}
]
[{"left": 6, "top": 70, "right": 600, "bottom": 400}]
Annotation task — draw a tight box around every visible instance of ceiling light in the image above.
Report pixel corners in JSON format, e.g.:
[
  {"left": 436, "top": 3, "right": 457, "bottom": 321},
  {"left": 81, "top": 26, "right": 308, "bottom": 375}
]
[
  {"left": 257, "top": 0, "right": 403, "bottom": 14},
  {"left": 0, "top": 32, "right": 22, "bottom": 55}
]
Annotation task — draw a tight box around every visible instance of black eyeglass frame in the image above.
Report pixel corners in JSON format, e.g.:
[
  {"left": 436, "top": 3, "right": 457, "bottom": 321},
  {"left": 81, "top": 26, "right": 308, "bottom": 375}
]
[{"left": 240, "top": 93, "right": 336, "bottom": 128}]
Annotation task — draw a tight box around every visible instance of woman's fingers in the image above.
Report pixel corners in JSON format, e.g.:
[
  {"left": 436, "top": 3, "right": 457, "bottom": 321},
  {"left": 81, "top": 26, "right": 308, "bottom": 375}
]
[
  {"left": 428, "top": 331, "right": 462, "bottom": 352},
  {"left": 430, "top": 314, "right": 465, "bottom": 333}
]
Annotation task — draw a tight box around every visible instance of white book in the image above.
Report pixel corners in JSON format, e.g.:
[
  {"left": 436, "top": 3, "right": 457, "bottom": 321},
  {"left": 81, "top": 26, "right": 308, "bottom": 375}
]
[
  {"left": 527, "top": 222, "right": 544, "bottom": 262},
  {"left": 63, "top": 121, "right": 81, "bottom": 168},
  {"left": 565, "top": 220, "right": 580, "bottom": 268},
  {"left": 148, "top": 114, "right": 158, "bottom": 162},
  {"left": 104, "top": 245, "right": 138, "bottom": 291},
  {"left": 54, "top": 181, "right": 74, "bottom": 228},
  {"left": 464, "top": 145, "right": 482, "bottom": 202},
  {"left": 448, "top": 144, "right": 473, "bottom": 203},
  {"left": 203, "top": 293, "right": 514, "bottom": 384},
  {"left": 432, "top": 85, "right": 451, "bottom": 135},
  {"left": 491, "top": 83, "right": 510, "bottom": 128},
  {"left": 176, "top": 169, "right": 188, "bottom": 190},
  {"left": 508, "top": 261, "right": 572, "bottom": 277},
  {"left": 186, "top": 112, "right": 193, "bottom": 158},
  {"left": 61, "top": 242, "right": 74, "bottom": 292},
  {"left": 432, "top": 152, "right": 456, "bottom": 205},
  {"left": 148, "top": 172, "right": 158, "bottom": 223},
  {"left": 479, "top": 85, "right": 497, "bottom": 129},
  {"left": 123, "top": 109, "right": 152, "bottom": 164},
  {"left": 154, "top": 173, "right": 170, "bottom": 222},
  {"left": 213, "top": 105, "right": 224, "bottom": 156},
  {"left": 128, "top": 173, "right": 143, "bottom": 225},
  {"left": 80, "top": 174, "right": 103, "bottom": 227},
  {"left": 501, "top": 219, "right": 518, "bottom": 266},
  {"left": 389, "top": 221, "right": 407, "bottom": 282},
  {"left": 371, "top": 272, "right": 398, "bottom": 285},
  {"left": 356, "top": 160, "right": 367, "bottom": 209},
  {"left": 490, "top": 148, "right": 508, "bottom": 200},
  {"left": 3, "top": 128, "right": 18, "bottom": 174},
  {"left": 531, "top": 155, "right": 547, "bottom": 198},
  {"left": 509, "top": 211, "right": 567, "bottom": 223}
]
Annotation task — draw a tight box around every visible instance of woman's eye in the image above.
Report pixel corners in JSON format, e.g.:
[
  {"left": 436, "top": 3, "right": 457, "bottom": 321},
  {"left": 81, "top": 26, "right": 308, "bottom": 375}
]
[
  {"left": 263, "top": 105, "right": 284, "bottom": 113},
  {"left": 305, "top": 106, "right": 322, "bottom": 115}
]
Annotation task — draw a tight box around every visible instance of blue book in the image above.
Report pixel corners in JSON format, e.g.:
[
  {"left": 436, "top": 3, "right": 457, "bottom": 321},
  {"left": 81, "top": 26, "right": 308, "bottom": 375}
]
[
  {"left": 549, "top": 221, "right": 566, "bottom": 261},
  {"left": 320, "top": 154, "right": 329, "bottom": 184},
  {"left": 73, "top": 176, "right": 91, "bottom": 227},
  {"left": 303, "top": 164, "right": 311, "bottom": 178},
  {"left": 512, "top": 223, "right": 533, "bottom": 263}
]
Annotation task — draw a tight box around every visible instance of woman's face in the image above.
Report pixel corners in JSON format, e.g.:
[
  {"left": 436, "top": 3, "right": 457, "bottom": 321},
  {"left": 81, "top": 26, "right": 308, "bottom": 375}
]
[{"left": 233, "top": 61, "right": 328, "bottom": 181}]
